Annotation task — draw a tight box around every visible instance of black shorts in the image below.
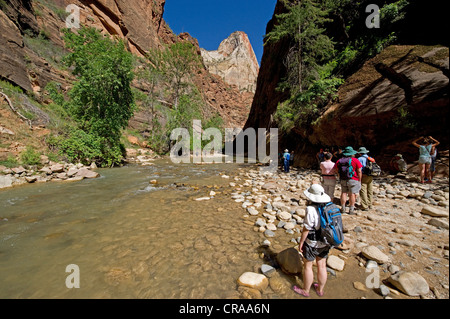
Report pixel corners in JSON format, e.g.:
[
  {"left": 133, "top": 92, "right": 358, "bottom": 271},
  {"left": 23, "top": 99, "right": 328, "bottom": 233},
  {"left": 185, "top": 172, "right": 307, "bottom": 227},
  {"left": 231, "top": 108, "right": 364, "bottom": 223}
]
[{"left": 303, "top": 242, "right": 331, "bottom": 261}]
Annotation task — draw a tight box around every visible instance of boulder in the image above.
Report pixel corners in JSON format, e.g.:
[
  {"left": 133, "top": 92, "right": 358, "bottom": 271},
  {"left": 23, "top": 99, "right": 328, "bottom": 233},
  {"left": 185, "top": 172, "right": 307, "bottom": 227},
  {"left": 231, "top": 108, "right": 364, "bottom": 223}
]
[
  {"left": 420, "top": 206, "right": 449, "bottom": 218},
  {"left": 0, "top": 175, "right": 14, "bottom": 189},
  {"left": 11, "top": 166, "right": 26, "bottom": 174},
  {"left": 388, "top": 271, "right": 430, "bottom": 297},
  {"left": 327, "top": 255, "right": 345, "bottom": 271},
  {"left": 66, "top": 168, "right": 79, "bottom": 177},
  {"left": 76, "top": 168, "right": 100, "bottom": 179},
  {"left": 39, "top": 167, "right": 53, "bottom": 175},
  {"left": 50, "top": 164, "right": 64, "bottom": 173},
  {"left": 237, "top": 272, "right": 269, "bottom": 292},
  {"left": 25, "top": 176, "right": 38, "bottom": 183},
  {"left": 276, "top": 247, "right": 303, "bottom": 275},
  {"left": 427, "top": 218, "right": 449, "bottom": 229},
  {"left": 361, "top": 245, "right": 390, "bottom": 264}
]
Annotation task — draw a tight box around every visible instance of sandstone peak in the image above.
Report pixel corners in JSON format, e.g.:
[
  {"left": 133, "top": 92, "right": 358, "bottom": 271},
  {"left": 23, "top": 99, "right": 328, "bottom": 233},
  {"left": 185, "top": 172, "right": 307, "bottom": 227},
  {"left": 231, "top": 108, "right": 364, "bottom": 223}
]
[{"left": 200, "top": 31, "right": 260, "bottom": 93}]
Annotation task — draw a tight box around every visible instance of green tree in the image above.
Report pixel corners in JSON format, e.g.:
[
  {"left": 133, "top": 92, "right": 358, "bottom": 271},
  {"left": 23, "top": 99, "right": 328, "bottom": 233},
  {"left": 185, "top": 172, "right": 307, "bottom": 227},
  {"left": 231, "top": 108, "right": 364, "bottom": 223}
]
[
  {"left": 266, "top": 0, "right": 342, "bottom": 131},
  {"left": 61, "top": 27, "right": 136, "bottom": 167},
  {"left": 265, "top": 0, "right": 334, "bottom": 94},
  {"left": 148, "top": 41, "right": 202, "bottom": 109}
]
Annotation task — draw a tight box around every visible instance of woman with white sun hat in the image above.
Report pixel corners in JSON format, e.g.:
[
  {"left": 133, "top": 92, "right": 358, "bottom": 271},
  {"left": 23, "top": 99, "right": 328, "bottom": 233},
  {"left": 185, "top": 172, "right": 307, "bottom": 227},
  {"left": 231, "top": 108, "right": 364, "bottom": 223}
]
[{"left": 294, "top": 184, "right": 331, "bottom": 298}]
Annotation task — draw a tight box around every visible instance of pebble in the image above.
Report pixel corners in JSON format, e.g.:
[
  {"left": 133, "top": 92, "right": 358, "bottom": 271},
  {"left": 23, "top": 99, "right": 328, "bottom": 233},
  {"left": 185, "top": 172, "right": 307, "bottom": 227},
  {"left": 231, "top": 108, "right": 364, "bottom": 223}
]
[{"left": 228, "top": 166, "right": 449, "bottom": 299}]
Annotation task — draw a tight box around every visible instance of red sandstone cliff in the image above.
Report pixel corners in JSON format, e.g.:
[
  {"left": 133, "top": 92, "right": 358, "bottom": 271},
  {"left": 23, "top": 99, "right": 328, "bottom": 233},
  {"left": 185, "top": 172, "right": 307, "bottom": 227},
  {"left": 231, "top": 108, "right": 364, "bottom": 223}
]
[
  {"left": 245, "top": 0, "right": 449, "bottom": 172},
  {"left": 0, "top": 0, "right": 251, "bottom": 129}
]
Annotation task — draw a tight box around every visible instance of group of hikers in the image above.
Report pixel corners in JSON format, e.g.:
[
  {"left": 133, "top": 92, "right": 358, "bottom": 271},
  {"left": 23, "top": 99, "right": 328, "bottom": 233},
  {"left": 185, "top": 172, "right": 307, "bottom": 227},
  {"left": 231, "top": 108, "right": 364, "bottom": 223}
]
[{"left": 287, "top": 136, "right": 441, "bottom": 298}]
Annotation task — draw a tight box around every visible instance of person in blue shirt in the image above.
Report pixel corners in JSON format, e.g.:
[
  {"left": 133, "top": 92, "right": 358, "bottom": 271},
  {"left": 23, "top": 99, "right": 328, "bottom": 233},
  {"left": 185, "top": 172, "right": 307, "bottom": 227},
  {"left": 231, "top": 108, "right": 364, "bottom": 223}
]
[
  {"left": 283, "top": 149, "right": 291, "bottom": 173},
  {"left": 357, "top": 147, "right": 373, "bottom": 211}
]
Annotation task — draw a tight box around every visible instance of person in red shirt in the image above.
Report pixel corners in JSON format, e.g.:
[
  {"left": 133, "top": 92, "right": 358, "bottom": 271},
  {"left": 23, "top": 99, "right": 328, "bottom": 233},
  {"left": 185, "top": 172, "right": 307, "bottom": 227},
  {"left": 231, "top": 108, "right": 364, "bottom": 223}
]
[{"left": 334, "top": 146, "right": 363, "bottom": 215}]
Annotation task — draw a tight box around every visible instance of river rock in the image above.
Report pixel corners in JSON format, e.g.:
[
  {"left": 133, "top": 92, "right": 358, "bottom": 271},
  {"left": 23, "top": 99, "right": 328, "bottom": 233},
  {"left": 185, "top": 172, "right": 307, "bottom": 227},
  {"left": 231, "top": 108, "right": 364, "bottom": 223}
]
[
  {"left": 0, "top": 175, "right": 14, "bottom": 189},
  {"left": 237, "top": 286, "right": 261, "bottom": 299},
  {"left": 76, "top": 168, "right": 100, "bottom": 179},
  {"left": 39, "top": 167, "right": 53, "bottom": 175},
  {"left": 427, "top": 218, "right": 449, "bottom": 229},
  {"left": 11, "top": 166, "right": 26, "bottom": 174},
  {"left": 269, "top": 273, "right": 289, "bottom": 294},
  {"left": 276, "top": 247, "right": 302, "bottom": 275},
  {"left": 420, "top": 206, "right": 449, "bottom": 217},
  {"left": 25, "top": 176, "right": 38, "bottom": 183},
  {"left": 327, "top": 255, "right": 345, "bottom": 271},
  {"left": 50, "top": 164, "right": 64, "bottom": 173},
  {"left": 260, "top": 264, "right": 276, "bottom": 277},
  {"left": 247, "top": 207, "right": 259, "bottom": 216},
  {"left": 277, "top": 211, "right": 291, "bottom": 221},
  {"left": 67, "top": 168, "right": 79, "bottom": 177},
  {"left": 388, "top": 271, "right": 430, "bottom": 296},
  {"left": 237, "top": 272, "right": 269, "bottom": 292},
  {"left": 361, "top": 245, "right": 390, "bottom": 264},
  {"left": 336, "top": 237, "right": 355, "bottom": 251},
  {"left": 264, "top": 229, "right": 275, "bottom": 238}
]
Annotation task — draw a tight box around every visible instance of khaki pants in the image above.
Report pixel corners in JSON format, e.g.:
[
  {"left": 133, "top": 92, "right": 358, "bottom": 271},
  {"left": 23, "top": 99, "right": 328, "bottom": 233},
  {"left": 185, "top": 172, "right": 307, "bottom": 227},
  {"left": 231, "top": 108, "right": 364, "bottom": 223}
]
[{"left": 360, "top": 175, "right": 373, "bottom": 209}]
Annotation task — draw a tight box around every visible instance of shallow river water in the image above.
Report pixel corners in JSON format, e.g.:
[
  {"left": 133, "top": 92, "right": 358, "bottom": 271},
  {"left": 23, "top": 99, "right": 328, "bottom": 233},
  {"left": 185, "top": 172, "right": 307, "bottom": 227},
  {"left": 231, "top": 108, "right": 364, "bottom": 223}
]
[{"left": 0, "top": 159, "right": 379, "bottom": 299}]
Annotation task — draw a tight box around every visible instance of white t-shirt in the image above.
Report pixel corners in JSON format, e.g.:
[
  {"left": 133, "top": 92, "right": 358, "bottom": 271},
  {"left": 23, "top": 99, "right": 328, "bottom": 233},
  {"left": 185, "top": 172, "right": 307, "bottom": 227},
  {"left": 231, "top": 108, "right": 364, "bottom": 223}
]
[{"left": 304, "top": 206, "right": 328, "bottom": 248}]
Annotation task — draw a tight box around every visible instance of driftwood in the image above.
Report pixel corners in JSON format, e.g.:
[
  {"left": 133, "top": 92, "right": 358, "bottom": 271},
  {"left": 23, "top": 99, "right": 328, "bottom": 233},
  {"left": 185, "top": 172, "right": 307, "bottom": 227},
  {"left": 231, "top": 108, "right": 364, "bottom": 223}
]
[{"left": 0, "top": 91, "right": 32, "bottom": 128}]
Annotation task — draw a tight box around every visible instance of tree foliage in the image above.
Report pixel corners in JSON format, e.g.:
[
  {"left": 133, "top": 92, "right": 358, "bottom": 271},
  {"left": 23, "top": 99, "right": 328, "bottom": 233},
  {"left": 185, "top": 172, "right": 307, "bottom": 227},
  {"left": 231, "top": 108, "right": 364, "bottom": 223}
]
[
  {"left": 51, "top": 27, "right": 136, "bottom": 167},
  {"left": 266, "top": 0, "right": 410, "bottom": 132}
]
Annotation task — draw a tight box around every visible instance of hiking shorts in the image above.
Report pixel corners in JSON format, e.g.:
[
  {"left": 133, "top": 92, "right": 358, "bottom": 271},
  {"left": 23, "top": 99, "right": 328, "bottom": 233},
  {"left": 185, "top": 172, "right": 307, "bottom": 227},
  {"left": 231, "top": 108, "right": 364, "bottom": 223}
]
[
  {"left": 418, "top": 156, "right": 432, "bottom": 165},
  {"left": 340, "top": 179, "right": 361, "bottom": 194},
  {"left": 303, "top": 242, "right": 330, "bottom": 261}
]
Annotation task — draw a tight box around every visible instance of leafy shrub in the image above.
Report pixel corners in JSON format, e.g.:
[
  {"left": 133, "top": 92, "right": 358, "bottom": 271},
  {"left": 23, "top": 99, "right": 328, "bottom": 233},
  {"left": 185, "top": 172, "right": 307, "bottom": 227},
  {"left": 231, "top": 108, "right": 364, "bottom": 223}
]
[{"left": 20, "top": 146, "right": 41, "bottom": 166}]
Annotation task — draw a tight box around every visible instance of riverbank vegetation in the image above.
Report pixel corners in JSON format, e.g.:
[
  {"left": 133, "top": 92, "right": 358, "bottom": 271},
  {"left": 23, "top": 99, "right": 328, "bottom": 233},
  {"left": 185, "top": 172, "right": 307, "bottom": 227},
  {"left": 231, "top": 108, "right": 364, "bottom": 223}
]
[{"left": 41, "top": 27, "right": 224, "bottom": 166}]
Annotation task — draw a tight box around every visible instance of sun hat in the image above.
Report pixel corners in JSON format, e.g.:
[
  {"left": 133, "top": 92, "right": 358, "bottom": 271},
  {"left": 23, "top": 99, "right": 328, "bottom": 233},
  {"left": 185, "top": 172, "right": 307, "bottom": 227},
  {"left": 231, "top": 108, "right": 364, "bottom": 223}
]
[
  {"left": 303, "top": 184, "right": 331, "bottom": 204},
  {"left": 357, "top": 147, "right": 370, "bottom": 154},
  {"left": 342, "top": 146, "right": 357, "bottom": 156},
  {"left": 284, "top": 149, "right": 289, "bottom": 153}
]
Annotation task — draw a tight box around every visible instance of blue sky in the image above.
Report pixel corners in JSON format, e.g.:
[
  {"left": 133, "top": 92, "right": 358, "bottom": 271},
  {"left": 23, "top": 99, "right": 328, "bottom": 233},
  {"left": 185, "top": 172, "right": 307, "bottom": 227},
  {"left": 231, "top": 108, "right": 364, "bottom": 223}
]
[{"left": 163, "top": 0, "right": 278, "bottom": 65}]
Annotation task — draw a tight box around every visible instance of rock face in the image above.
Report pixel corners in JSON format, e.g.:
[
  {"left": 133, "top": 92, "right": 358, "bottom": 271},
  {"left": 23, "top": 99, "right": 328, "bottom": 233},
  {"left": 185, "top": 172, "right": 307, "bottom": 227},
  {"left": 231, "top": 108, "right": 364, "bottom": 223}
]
[
  {"left": 1, "top": 0, "right": 252, "bottom": 129},
  {"left": 0, "top": 9, "right": 32, "bottom": 92},
  {"left": 201, "top": 31, "right": 260, "bottom": 93},
  {"left": 245, "top": 0, "right": 448, "bottom": 169}
]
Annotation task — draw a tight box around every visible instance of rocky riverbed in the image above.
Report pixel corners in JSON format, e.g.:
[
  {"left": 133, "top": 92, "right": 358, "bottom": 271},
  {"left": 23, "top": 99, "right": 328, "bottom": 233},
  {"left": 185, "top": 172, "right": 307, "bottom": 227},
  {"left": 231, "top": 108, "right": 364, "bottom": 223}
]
[
  {"left": 225, "top": 166, "right": 449, "bottom": 299},
  {"left": 0, "top": 148, "right": 160, "bottom": 190}
]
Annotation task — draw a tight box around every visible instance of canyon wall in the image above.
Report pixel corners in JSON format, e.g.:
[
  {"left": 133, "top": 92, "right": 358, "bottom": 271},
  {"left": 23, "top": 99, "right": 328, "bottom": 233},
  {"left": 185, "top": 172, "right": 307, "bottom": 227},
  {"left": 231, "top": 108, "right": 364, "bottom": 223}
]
[
  {"left": 201, "top": 31, "right": 260, "bottom": 93},
  {"left": 0, "top": 0, "right": 251, "bottom": 129},
  {"left": 245, "top": 0, "right": 449, "bottom": 170}
]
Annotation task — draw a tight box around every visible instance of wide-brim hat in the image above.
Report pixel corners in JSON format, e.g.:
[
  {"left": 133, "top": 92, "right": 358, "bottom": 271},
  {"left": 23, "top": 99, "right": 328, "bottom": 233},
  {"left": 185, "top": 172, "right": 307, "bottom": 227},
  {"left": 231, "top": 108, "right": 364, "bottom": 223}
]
[
  {"left": 343, "top": 146, "right": 357, "bottom": 156},
  {"left": 284, "top": 149, "right": 289, "bottom": 153},
  {"left": 303, "top": 184, "right": 331, "bottom": 204},
  {"left": 357, "top": 147, "right": 370, "bottom": 154}
]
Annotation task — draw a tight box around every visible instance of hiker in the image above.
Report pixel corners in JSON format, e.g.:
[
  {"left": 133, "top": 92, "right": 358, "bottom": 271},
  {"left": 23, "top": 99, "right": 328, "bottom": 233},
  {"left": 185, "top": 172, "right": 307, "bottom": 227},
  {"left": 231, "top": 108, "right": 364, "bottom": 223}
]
[
  {"left": 357, "top": 147, "right": 374, "bottom": 211},
  {"left": 316, "top": 149, "right": 325, "bottom": 167},
  {"left": 412, "top": 136, "right": 440, "bottom": 183},
  {"left": 430, "top": 145, "right": 438, "bottom": 182},
  {"left": 320, "top": 152, "right": 337, "bottom": 201},
  {"left": 390, "top": 154, "right": 407, "bottom": 174},
  {"left": 295, "top": 184, "right": 332, "bottom": 298},
  {"left": 290, "top": 151, "right": 295, "bottom": 167},
  {"left": 334, "top": 146, "right": 362, "bottom": 215},
  {"left": 283, "top": 149, "right": 291, "bottom": 173},
  {"left": 333, "top": 147, "right": 344, "bottom": 160}
]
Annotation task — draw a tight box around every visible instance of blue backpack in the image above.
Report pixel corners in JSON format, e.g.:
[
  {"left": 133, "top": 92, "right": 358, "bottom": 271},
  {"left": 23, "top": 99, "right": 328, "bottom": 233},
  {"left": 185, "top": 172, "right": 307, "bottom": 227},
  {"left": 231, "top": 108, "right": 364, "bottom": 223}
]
[{"left": 316, "top": 202, "right": 344, "bottom": 247}]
